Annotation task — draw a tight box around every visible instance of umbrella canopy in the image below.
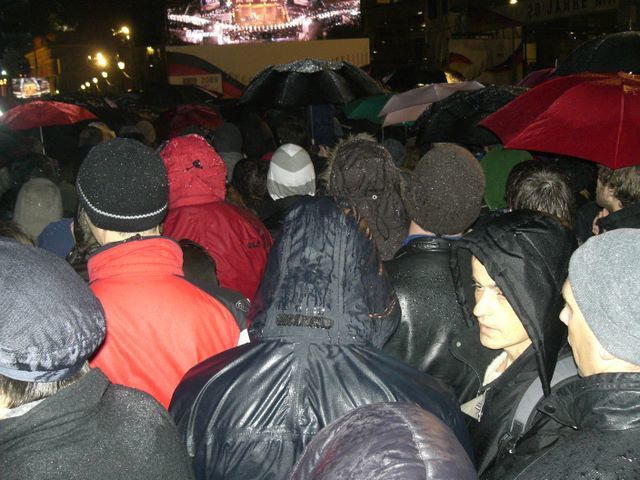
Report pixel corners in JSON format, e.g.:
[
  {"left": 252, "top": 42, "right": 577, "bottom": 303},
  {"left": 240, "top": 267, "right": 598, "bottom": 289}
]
[
  {"left": 239, "top": 58, "right": 384, "bottom": 108},
  {"left": 379, "top": 81, "right": 484, "bottom": 127},
  {"left": 555, "top": 31, "right": 640, "bottom": 76},
  {"left": 415, "top": 85, "right": 527, "bottom": 149},
  {"left": 1, "top": 100, "right": 96, "bottom": 131},
  {"left": 480, "top": 72, "right": 640, "bottom": 169},
  {"left": 157, "top": 104, "right": 224, "bottom": 139},
  {"left": 343, "top": 94, "right": 391, "bottom": 124},
  {"left": 517, "top": 67, "right": 556, "bottom": 88}
]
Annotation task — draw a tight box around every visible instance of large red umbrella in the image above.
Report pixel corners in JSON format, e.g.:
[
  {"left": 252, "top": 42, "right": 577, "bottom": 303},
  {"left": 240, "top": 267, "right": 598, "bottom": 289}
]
[
  {"left": 480, "top": 72, "right": 640, "bottom": 169},
  {"left": 1, "top": 100, "right": 96, "bottom": 130},
  {"left": 157, "top": 104, "right": 223, "bottom": 139}
]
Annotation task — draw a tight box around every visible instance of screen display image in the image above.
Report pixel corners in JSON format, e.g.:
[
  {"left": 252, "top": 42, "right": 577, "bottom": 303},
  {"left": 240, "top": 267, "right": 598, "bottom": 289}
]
[
  {"left": 11, "top": 77, "right": 51, "bottom": 99},
  {"left": 168, "top": 0, "right": 359, "bottom": 45}
]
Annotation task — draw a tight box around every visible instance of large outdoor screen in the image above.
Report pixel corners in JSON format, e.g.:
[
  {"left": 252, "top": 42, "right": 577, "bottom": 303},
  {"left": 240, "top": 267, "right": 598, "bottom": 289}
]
[
  {"left": 11, "top": 77, "right": 51, "bottom": 99},
  {"left": 167, "top": 0, "right": 359, "bottom": 45}
]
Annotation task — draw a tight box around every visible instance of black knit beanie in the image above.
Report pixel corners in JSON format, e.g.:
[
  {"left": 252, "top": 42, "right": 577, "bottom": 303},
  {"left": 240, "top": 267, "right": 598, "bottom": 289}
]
[
  {"left": 406, "top": 143, "right": 485, "bottom": 235},
  {"left": 76, "top": 138, "right": 168, "bottom": 232}
]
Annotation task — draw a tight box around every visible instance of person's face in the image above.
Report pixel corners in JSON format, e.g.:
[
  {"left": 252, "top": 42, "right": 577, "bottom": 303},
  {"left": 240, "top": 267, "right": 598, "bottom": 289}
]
[
  {"left": 559, "top": 280, "right": 603, "bottom": 377},
  {"left": 472, "top": 256, "right": 531, "bottom": 360},
  {"left": 595, "top": 178, "right": 615, "bottom": 211}
]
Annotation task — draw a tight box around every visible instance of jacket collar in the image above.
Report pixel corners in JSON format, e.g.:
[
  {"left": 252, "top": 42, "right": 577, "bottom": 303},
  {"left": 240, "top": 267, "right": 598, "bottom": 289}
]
[
  {"left": 398, "top": 235, "right": 456, "bottom": 254},
  {"left": 598, "top": 202, "right": 640, "bottom": 231},
  {"left": 540, "top": 372, "right": 640, "bottom": 430},
  {"left": 88, "top": 236, "right": 183, "bottom": 282}
]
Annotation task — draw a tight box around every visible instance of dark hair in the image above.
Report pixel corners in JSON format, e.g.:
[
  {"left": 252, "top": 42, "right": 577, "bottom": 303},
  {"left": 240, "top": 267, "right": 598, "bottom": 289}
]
[
  {"left": 231, "top": 157, "right": 269, "bottom": 210},
  {"left": 598, "top": 165, "right": 640, "bottom": 208},
  {"left": 0, "top": 364, "right": 90, "bottom": 409},
  {"left": 66, "top": 206, "right": 100, "bottom": 281},
  {"left": 275, "top": 115, "right": 310, "bottom": 150},
  {"left": 0, "top": 220, "right": 33, "bottom": 245},
  {"left": 179, "top": 239, "right": 218, "bottom": 287},
  {"left": 506, "top": 160, "right": 576, "bottom": 227},
  {"left": 78, "top": 126, "right": 105, "bottom": 148}
]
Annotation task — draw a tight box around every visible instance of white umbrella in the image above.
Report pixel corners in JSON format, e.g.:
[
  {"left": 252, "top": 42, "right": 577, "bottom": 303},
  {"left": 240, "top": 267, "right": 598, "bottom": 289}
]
[{"left": 380, "top": 81, "right": 484, "bottom": 127}]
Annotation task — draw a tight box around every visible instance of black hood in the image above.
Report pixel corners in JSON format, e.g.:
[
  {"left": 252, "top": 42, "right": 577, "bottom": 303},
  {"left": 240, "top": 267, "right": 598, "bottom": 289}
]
[
  {"left": 290, "top": 402, "right": 477, "bottom": 480},
  {"left": 248, "top": 196, "right": 400, "bottom": 349},
  {"left": 452, "top": 210, "right": 577, "bottom": 395}
]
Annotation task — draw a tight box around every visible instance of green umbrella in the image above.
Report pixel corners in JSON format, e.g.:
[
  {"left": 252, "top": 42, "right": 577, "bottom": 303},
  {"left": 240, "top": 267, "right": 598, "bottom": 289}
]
[{"left": 343, "top": 94, "right": 392, "bottom": 124}]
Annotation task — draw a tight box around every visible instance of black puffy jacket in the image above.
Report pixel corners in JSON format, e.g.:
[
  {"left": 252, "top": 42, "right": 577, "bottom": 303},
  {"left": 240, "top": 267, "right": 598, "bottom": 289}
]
[
  {"left": 290, "top": 402, "right": 478, "bottom": 480},
  {"left": 451, "top": 211, "right": 576, "bottom": 474},
  {"left": 383, "top": 235, "right": 489, "bottom": 399},
  {"left": 483, "top": 373, "right": 640, "bottom": 480},
  {"left": 169, "top": 196, "right": 472, "bottom": 480}
]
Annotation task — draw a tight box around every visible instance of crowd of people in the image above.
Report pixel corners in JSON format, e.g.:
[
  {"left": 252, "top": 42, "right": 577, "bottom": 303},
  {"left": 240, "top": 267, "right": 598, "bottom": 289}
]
[{"left": 1, "top": 98, "right": 639, "bottom": 480}]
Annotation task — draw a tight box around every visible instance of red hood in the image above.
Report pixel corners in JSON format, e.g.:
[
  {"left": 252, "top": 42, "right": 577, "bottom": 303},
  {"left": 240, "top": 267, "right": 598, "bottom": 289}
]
[
  {"left": 88, "top": 237, "right": 183, "bottom": 282},
  {"left": 160, "top": 134, "right": 227, "bottom": 209}
]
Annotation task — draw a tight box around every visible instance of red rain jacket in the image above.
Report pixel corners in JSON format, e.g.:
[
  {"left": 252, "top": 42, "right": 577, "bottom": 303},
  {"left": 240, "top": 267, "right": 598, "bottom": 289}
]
[
  {"left": 160, "top": 135, "right": 272, "bottom": 300},
  {"left": 89, "top": 237, "right": 240, "bottom": 408}
]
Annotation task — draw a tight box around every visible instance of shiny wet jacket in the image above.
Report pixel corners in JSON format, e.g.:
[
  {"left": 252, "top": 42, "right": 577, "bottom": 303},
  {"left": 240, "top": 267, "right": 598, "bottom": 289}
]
[
  {"left": 290, "top": 402, "right": 477, "bottom": 480},
  {"left": 169, "top": 196, "right": 471, "bottom": 480}
]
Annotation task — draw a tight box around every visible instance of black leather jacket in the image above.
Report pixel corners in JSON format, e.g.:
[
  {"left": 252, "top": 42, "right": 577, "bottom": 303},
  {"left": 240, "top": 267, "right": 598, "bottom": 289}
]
[
  {"left": 169, "top": 197, "right": 471, "bottom": 480},
  {"left": 383, "top": 235, "right": 486, "bottom": 399},
  {"left": 484, "top": 372, "right": 640, "bottom": 479}
]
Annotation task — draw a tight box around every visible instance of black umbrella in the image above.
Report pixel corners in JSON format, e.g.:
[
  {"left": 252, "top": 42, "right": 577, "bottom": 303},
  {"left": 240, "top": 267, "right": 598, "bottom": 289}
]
[
  {"left": 240, "top": 58, "right": 384, "bottom": 108},
  {"left": 415, "top": 85, "right": 527, "bottom": 151},
  {"left": 555, "top": 31, "right": 640, "bottom": 76}
]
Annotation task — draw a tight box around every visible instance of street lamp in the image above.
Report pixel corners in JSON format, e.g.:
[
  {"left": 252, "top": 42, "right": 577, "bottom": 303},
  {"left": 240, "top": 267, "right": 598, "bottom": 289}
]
[
  {"left": 92, "top": 77, "right": 98, "bottom": 84},
  {"left": 85, "top": 81, "right": 91, "bottom": 87},
  {"left": 95, "top": 52, "right": 108, "bottom": 68},
  {"left": 117, "top": 61, "right": 126, "bottom": 70},
  {"left": 101, "top": 71, "right": 109, "bottom": 78}
]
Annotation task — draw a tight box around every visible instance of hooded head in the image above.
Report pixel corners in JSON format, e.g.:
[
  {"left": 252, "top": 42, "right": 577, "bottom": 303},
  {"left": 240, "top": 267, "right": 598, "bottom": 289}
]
[
  {"left": 248, "top": 196, "right": 399, "bottom": 349},
  {"left": 328, "top": 134, "right": 408, "bottom": 261},
  {"left": 160, "top": 134, "right": 227, "bottom": 209},
  {"left": 290, "top": 402, "right": 477, "bottom": 480},
  {"left": 13, "top": 178, "right": 63, "bottom": 241},
  {"left": 452, "top": 210, "right": 576, "bottom": 395}
]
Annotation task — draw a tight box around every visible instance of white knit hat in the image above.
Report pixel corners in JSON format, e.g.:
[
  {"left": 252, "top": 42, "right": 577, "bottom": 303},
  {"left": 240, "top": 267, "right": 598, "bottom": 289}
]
[{"left": 267, "top": 143, "right": 316, "bottom": 201}]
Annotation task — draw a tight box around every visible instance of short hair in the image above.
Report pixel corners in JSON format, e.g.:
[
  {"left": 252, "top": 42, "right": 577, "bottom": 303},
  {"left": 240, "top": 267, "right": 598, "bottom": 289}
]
[
  {"left": 598, "top": 165, "right": 640, "bottom": 208},
  {"left": 231, "top": 157, "right": 269, "bottom": 210},
  {"left": 0, "top": 363, "right": 90, "bottom": 409},
  {"left": 275, "top": 115, "right": 310, "bottom": 150},
  {"left": 179, "top": 238, "right": 218, "bottom": 287},
  {"left": 506, "top": 160, "right": 576, "bottom": 227},
  {"left": 0, "top": 220, "right": 34, "bottom": 245}
]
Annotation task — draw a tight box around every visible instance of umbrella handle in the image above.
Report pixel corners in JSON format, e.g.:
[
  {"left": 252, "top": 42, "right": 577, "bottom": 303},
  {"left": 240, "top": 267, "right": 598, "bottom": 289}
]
[{"left": 40, "top": 126, "right": 46, "bottom": 156}]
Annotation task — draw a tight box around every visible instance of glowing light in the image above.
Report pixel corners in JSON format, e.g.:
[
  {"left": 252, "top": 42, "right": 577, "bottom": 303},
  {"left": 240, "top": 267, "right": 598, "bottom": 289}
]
[
  {"left": 85, "top": 82, "right": 91, "bottom": 87},
  {"left": 92, "top": 77, "right": 98, "bottom": 84},
  {"left": 81, "top": 85, "right": 86, "bottom": 90},
  {"left": 509, "top": 0, "right": 518, "bottom": 4},
  {"left": 101, "top": 71, "right": 108, "bottom": 78},
  {"left": 95, "top": 52, "right": 108, "bottom": 67},
  {"left": 1, "top": 69, "right": 7, "bottom": 76},
  {"left": 117, "top": 61, "right": 126, "bottom": 70},
  {"left": 146, "top": 46, "right": 155, "bottom": 55}
]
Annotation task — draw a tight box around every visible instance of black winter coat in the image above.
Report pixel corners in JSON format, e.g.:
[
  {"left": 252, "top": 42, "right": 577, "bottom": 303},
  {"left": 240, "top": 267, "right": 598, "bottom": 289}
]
[
  {"left": 169, "top": 196, "right": 472, "bottom": 480},
  {"left": 0, "top": 368, "right": 194, "bottom": 480},
  {"left": 383, "top": 235, "right": 489, "bottom": 399},
  {"left": 598, "top": 201, "right": 640, "bottom": 231},
  {"left": 290, "top": 402, "right": 478, "bottom": 480},
  {"left": 483, "top": 373, "right": 640, "bottom": 480},
  {"left": 451, "top": 211, "right": 576, "bottom": 475}
]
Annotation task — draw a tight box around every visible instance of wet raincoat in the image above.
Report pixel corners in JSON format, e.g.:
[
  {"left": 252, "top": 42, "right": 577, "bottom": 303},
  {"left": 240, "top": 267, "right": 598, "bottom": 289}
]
[
  {"left": 451, "top": 210, "right": 576, "bottom": 475},
  {"left": 483, "top": 373, "right": 640, "bottom": 479},
  {"left": 169, "top": 196, "right": 471, "bottom": 480},
  {"left": 160, "top": 135, "right": 272, "bottom": 300}
]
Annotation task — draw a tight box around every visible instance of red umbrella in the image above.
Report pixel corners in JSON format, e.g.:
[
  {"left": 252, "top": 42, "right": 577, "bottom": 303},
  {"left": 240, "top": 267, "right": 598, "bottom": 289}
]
[
  {"left": 480, "top": 72, "right": 640, "bottom": 169},
  {"left": 158, "top": 104, "right": 223, "bottom": 139},
  {"left": 1, "top": 100, "right": 96, "bottom": 130}
]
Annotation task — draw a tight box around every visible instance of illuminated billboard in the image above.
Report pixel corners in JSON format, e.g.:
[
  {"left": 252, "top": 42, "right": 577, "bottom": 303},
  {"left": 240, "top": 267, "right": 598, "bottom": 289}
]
[
  {"left": 167, "top": 0, "right": 359, "bottom": 45},
  {"left": 11, "top": 77, "right": 51, "bottom": 99}
]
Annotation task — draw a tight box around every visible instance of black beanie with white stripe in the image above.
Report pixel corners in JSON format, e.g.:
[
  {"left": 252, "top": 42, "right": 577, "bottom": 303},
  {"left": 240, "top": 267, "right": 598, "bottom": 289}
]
[{"left": 77, "top": 138, "right": 168, "bottom": 232}]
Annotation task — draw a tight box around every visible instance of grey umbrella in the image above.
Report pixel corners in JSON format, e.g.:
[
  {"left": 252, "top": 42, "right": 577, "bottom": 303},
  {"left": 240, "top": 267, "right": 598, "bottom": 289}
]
[{"left": 239, "top": 58, "right": 384, "bottom": 108}]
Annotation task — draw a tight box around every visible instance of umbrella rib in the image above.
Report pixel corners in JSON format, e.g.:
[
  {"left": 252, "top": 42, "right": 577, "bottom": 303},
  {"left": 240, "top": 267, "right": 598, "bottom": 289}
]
[{"left": 614, "top": 85, "right": 625, "bottom": 166}]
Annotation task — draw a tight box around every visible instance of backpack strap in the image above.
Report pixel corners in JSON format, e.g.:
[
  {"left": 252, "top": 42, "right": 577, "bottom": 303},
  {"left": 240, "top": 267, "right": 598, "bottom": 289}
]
[{"left": 500, "top": 355, "right": 578, "bottom": 455}]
